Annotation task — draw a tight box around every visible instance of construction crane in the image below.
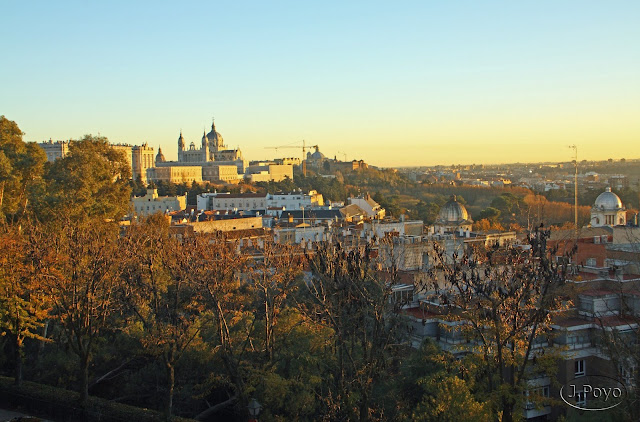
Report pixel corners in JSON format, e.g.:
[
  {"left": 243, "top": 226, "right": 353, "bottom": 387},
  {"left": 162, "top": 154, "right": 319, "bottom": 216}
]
[{"left": 265, "top": 140, "right": 319, "bottom": 176}]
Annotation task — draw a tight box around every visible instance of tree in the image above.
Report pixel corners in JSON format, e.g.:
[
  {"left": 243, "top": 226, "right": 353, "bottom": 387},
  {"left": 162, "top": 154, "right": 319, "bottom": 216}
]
[
  {"left": 249, "top": 242, "right": 303, "bottom": 361},
  {"left": 302, "top": 241, "right": 408, "bottom": 421},
  {"left": 43, "top": 218, "right": 123, "bottom": 404},
  {"left": 0, "top": 225, "right": 50, "bottom": 385},
  {"left": 189, "top": 233, "right": 254, "bottom": 420},
  {"left": 412, "top": 375, "right": 490, "bottom": 422},
  {"left": 119, "top": 215, "right": 204, "bottom": 420},
  {"left": 41, "top": 135, "right": 131, "bottom": 222},
  {"left": 0, "top": 116, "right": 47, "bottom": 223},
  {"left": 429, "top": 227, "right": 572, "bottom": 422}
]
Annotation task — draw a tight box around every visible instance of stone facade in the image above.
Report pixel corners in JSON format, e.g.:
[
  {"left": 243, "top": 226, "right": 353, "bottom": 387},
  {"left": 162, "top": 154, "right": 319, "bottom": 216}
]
[
  {"left": 132, "top": 143, "right": 155, "bottom": 184},
  {"left": 38, "top": 139, "right": 69, "bottom": 162},
  {"left": 131, "top": 188, "right": 186, "bottom": 216}
]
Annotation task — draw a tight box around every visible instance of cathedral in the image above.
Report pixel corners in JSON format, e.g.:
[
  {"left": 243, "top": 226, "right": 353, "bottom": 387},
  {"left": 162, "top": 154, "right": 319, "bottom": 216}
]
[
  {"left": 170, "top": 119, "right": 246, "bottom": 171},
  {"left": 147, "top": 119, "right": 247, "bottom": 184},
  {"left": 147, "top": 118, "right": 292, "bottom": 185},
  {"left": 176, "top": 119, "right": 244, "bottom": 167}
]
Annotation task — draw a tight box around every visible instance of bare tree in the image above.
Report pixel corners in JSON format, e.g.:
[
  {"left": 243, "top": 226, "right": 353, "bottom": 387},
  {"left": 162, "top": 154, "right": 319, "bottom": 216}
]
[
  {"left": 302, "top": 240, "right": 408, "bottom": 421},
  {"left": 429, "top": 227, "right": 573, "bottom": 422}
]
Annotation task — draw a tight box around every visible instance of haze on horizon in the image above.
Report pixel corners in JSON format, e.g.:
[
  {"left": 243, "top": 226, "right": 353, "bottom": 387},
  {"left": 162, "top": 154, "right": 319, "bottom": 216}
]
[{"left": 2, "top": 1, "right": 639, "bottom": 168}]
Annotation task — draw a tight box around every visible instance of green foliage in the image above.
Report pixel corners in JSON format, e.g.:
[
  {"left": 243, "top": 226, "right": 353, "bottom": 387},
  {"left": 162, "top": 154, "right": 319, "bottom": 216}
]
[
  {"left": 39, "top": 135, "right": 131, "bottom": 221},
  {"left": 412, "top": 375, "right": 490, "bottom": 422},
  {"left": 477, "top": 206, "right": 501, "bottom": 222},
  {"left": 0, "top": 116, "right": 47, "bottom": 222}
]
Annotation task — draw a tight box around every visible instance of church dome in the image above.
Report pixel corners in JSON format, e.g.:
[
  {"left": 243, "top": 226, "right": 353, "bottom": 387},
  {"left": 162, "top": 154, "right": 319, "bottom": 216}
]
[
  {"left": 156, "top": 147, "right": 165, "bottom": 163},
  {"left": 438, "top": 195, "right": 470, "bottom": 223},
  {"left": 309, "top": 147, "right": 325, "bottom": 161},
  {"left": 206, "top": 119, "right": 224, "bottom": 148},
  {"left": 594, "top": 187, "right": 623, "bottom": 210}
]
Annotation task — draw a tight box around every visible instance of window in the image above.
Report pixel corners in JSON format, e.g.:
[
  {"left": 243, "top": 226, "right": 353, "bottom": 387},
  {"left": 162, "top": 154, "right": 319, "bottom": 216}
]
[
  {"left": 575, "top": 359, "right": 586, "bottom": 377},
  {"left": 576, "top": 390, "right": 587, "bottom": 407},
  {"left": 620, "top": 364, "right": 636, "bottom": 386},
  {"left": 586, "top": 258, "right": 597, "bottom": 267},
  {"left": 525, "top": 386, "right": 550, "bottom": 410}
]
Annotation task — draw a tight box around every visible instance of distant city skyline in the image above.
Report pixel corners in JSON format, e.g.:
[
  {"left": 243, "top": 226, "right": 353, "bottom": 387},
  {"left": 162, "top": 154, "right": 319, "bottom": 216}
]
[{"left": 2, "top": 1, "right": 639, "bottom": 167}]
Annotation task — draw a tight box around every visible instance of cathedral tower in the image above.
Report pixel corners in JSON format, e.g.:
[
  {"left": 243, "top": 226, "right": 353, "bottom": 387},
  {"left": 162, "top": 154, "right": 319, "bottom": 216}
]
[
  {"left": 177, "top": 130, "right": 185, "bottom": 162},
  {"left": 201, "top": 130, "right": 210, "bottom": 162}
]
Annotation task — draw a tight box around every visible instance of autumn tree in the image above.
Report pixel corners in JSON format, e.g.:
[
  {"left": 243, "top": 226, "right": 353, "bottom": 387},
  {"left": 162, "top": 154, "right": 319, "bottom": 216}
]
[
  {"left": 188, "top": 234, "right": 254, "bottom": 420},
  {"left": 302, "top": 241, "right": 408, "bottom": 421},
  {"left": 429, "top": 227, "right": 572, "bottom": 422},
  {"left": 119, "top": 215, "right": 204, "bottom": 420},
  {"left": 43, "top": 218, "right": 123, "bottom": 404},
  {"left": 0, "top": 116, "right": 47, "bottom": 223},
  {"left": 0, "top": 225, "right": 50, "bottom": 385},
  {"left": 39, "top": 135, "right": 131, "bottom": 222},
  {"left": 249, "top": 242, "right": 303, "bottom": 361}
]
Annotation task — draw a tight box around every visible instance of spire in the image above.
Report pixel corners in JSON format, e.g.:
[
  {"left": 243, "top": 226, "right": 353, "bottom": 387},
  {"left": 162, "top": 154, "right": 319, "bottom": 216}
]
[{"left": 212, "top": 116, "right": 216, "bottom": 131}]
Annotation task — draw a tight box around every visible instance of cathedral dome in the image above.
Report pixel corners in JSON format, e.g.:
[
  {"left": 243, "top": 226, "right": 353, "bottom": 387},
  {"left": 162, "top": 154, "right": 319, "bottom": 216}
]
[
  {"left": 206, "top": 120, "right": 224, "bottom": 148},
  {"left": 156, "top": 147, "right": 165, "bottom": 163},
  {"left": 438, "top": 195, "right": 470, "bottom": 224},
  {"left": 309, "top": 147, "right": 325, "bottom": 161},
  {"left": 594, "top": 187, "right": 623, "bottom": 210}
]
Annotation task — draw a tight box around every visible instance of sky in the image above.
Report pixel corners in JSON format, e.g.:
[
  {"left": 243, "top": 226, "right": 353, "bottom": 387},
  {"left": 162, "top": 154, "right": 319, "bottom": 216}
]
[{"left": 2, "top": 1, "right": 639, "bottom": 167}]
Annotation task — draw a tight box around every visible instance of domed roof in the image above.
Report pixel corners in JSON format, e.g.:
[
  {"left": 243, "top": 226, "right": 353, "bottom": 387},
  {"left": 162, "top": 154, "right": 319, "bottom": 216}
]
[
  {"left": 156, "top": 147, "right": 165, "bottom": 163},
  {"left": 438, "top": 195, "right": 470, "bottom": 224},
  {"left": 206, "top": 120, "right": 224, "bottom": 147},
  {"left": 308, "top": 147, "right": 325, "bottom": 161},
  {"left": 594, "top": 187, "right": 623, "bottom": 210}
]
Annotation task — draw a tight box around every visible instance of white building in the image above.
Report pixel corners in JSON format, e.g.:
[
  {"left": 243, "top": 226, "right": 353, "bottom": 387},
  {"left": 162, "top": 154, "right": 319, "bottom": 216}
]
[
  {"left": 131, "top": 189, "right": 186, "bottom": 216},
  {"left": 38, "top": 139, "right": 69, "bottom": 162},
  {"left": 266, "top": 190, "right": 324, "bottom": 209},
  {"left": 347, "top": 194, "right": 385, "bottom": 219},
  {"left": 590, "top": 187, "right": 626, "bottom": 227},
  {"left": 196, "top": 190, "right": 324, "bottom": 212},
  {"left": 196, "top": 192, "right": 268, "bottom": 211},
  {"left": 244, "top": 164, "right": 294, "bottom": 182}
]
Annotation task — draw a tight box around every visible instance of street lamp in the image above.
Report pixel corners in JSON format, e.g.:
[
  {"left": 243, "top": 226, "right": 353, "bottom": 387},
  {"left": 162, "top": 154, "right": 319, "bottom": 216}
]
[
  {"left": 569, "top": 145, "right": 578, "bottom": 236},
  {"left": 248, "top": 398, "right": 262, "bottom": 421}
]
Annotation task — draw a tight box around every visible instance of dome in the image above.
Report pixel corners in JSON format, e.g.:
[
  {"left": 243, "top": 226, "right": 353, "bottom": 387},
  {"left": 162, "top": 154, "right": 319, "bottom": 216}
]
[
  {"left": 438, "top": 195, "right": 470, "bottom": 224},
  {"left": 594, "top": 187, "right": 623, "bottom": 210},
  {"left": 156, "top": 147, "right": 165, "bottom": 163},
  {"left": 206, "top": 120, "right": 224, "bottom": 148},
  {"left": 309, "top": 147, "right": 325, "bottom": 161}
]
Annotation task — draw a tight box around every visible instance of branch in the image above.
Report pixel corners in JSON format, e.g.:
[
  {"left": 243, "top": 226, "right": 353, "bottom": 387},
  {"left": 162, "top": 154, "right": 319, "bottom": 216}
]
[{"left": 194, "top": 394, "right": 238, "bottom": 421}]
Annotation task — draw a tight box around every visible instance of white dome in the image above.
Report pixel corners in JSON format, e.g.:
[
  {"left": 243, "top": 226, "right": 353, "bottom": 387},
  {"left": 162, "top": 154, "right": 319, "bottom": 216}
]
[
  {"left": 594, "top": 187, "right": 623, "bottom": 210},
  {"left": 438, "top": 195, "right": 470, "bottom": 224}
]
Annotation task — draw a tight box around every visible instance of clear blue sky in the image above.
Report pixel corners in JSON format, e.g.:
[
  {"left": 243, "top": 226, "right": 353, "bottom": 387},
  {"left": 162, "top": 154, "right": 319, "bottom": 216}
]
[{"left": 2, "top": 1, "right": 639, "bottom": 166}]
